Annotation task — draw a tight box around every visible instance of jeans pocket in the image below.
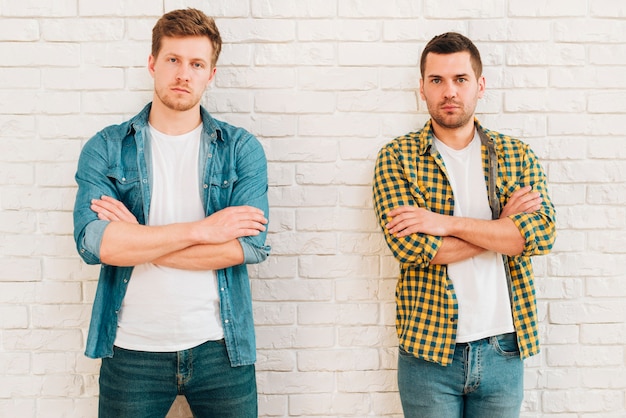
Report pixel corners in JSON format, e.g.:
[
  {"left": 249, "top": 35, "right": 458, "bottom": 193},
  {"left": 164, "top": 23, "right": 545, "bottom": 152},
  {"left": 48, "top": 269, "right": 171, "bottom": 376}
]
[{"left": 491, "top": 332, "right": 520, "bottom": 357}]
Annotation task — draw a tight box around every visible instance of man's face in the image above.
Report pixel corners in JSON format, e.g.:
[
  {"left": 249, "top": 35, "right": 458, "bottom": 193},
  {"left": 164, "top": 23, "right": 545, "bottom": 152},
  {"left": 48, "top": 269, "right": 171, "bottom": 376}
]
[
  {"left": 148, "top": 36, "right": 216, "bottom": 112},
  {"left": 419, "top": 51, "right": 485, "bottom": 131}
]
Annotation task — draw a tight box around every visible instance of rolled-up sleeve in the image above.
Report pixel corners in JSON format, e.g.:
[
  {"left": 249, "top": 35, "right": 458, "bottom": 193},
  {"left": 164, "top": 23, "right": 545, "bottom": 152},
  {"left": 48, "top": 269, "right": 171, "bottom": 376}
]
[
  {"left": 373, "top": 144, "right": 443, "bottom": 268},
  {"left": 505, "top": 143, "right": 556, "bottom": 257},
  {"left": 232, "top": 134, "right": 271, "bottom": 265},
  {"left": 73, "top": 134, "right": 116, "bottom": 265}
]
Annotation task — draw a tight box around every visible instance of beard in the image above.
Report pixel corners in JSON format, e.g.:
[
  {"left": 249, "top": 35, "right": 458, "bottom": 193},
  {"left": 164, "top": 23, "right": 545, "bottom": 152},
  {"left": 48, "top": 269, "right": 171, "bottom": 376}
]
[
  {"left": 427, "top": 99, "right": 477, "bottom": 130},
  {"left": 154, "top": 84, "right": 203, "bottom": 112}
]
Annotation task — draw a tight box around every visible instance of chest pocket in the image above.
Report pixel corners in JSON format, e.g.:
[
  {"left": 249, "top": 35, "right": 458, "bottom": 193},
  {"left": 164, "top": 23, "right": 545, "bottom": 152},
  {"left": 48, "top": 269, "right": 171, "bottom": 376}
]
[
  {"left": 106, "top": 167, "right": 143, "bottom": 220},
  {"left": 209, "top": 171, "right": 238, "bottom": 212}
]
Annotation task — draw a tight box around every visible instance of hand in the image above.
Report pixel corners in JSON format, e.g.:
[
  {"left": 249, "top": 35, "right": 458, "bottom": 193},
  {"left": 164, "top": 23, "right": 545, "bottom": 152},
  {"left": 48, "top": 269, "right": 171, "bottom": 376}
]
[
  {"left": 385, "top": 206, "right": 449, "bottom": 238},
  {"left": 500, "top": 186, "right": 542, "bottom": 219},
  {"left": 196, "top": 205, "right": 268, "bottom": 244},
  {"left": 91, "top": 196, "right": 139, "bottom": 223}
]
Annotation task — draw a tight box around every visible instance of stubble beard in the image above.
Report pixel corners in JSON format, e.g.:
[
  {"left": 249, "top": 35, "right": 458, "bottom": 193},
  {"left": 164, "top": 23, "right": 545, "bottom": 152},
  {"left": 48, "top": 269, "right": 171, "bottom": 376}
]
[
  {"left": 155, "top": 86, "right": 202, "bottom": 112},
  {"left": 428, "top": 100, "right": 476, "bottom": 130}
]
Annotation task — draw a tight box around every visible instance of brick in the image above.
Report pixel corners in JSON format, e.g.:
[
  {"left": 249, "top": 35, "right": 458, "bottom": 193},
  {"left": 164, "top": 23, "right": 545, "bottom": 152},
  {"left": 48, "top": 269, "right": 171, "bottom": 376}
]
[
  {"left": 0, "top": 399, "right": 36, "bottom": 417},
  {"left": 385, "top": 19, "right": 465, "bottom": 42},
  {"left": 31, "top": 305, "right": 91, "bottom": 329},
  {"left": 218, "top": 19, "right": 295, "bottom": 42},
  {"left": 2, "top": 330, "right": 82, "bottom": 351},
  {"left": 590, "top": 0, "right": 626, "bottom": 17},
  {"left": 252, "top": 278, "right": 332, "bottom": 301},
  {"left": 580, "top": 323, "right": 626, "bottom": 345},
  {"left": 0, "top": 257, "right": 42, "bottom": 282},
  {"left": 339, "top": 0, "right": 421, "bottom": 18},
  {"left": 0, "top": 19, "right": 39, "bottom": 41},
  {"left": 215, "top": 67, "right": 296, "bottom": 89},
  {"left": 301, "top": 19, "right": 381, "bottom": 42},
  {"left": 0, "top": 43, "right": 80, "bottom": 67},
  {"left": 257, "top": 371, "right": 334, "bottom": 395},
  {"left": 0, "top": 305, "right": 29, "bottom": 328},
  {"left": 253, "top": 303, "right": 296, "bottom": 325},
  {"left": 297, "top": 349, "right": 379, "bottom": 371},
  {"left": 549, "top": 300, "right": 626, "bottom": 324},
  {"left": 78, "top": 0, "right": 162, "bottom": 17},
  {"left": 506, "top": 43, "right": 585, "bottom": 66},
  {"left": 255, "top": 91, "right": 335, "bottom": 114},
  {"left": 298, "top": 67, "right": 378, "bottom": 91},
  {"left": 298, "top": 303, "right": 379, "bottom": 325},
  {"left": 508, "top": 0, "right": 587, "bottom": 17},
  {"left": 299, "top": 254, "right": 380, "bottom": 279},
  {"left": 255, "top": 350, "right": 296, "bottom": 372},
  {"left": 41, "top": 18, "right": 124, "bottom": 41},
  {"left": 339, "top": 42, "right": 420, "bottom": 66},
  {"left": 504, "top": 89, "right": 585, "bottom": 113},
  {"left": 338, "top": 326, "right": 397, "bottom": 347},
  {"left": 164, "top": 0, "right": 250, "bottom": 17},
  {"left": 258, "top": 395, "right": 288, "bottom": 416},
  {"left": 590, "top": 44, "right": 626, "bottom": 65},
  {"left": 289, "top": 393, "right": 372, "bottom": 415},
  {"left": 336, "top": 370, "right": 398, "bottom": 392},
  {"left": 252, "top": 0, "right": 336, "bottom": 18},
  {"left": 542, "top": 389, "right": 624, "bottom": 413},
  {"left": 2, "top": 0, "right": 76, "bottom": 16}
]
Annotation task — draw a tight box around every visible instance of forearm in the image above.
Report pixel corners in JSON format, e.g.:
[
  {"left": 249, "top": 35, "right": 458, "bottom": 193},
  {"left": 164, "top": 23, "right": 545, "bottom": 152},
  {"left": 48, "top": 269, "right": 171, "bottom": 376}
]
[
  {"left": 431, "top": 237, "right": 486, "bottom": 265},
  {"left": 153, "top": 240, "right": 244, "bottom": 271},
  {"left": 447, "top": 216, "right": 525, "bottom": 256},
  {"left": 100, "top": 221, "right": 199, "bottom": 266}
]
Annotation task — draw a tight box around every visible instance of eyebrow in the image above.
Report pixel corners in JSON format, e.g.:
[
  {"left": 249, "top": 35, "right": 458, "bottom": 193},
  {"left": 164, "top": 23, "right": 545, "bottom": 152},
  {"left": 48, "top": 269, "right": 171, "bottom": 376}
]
[
  {"left": 163, "top": 52, "right": 209, "bottom": 64},
  {"left": 427, "top": 73, "right": 470, "bottom": 79}
]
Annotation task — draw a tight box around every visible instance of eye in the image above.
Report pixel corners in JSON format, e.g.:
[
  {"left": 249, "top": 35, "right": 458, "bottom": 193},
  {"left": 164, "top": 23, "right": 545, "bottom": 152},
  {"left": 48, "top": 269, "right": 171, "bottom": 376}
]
[
  {"left": 192, "top": 62, "right": 204, "bottom": 69},
  {"left": 168, "top": 57, "right": 177, "bottom": 63},
  {"left": 431, "top": 79, "right": 441, "bottom": 84},
  {"left": 457, "top": 77, "right": 467, "bottom": 83}
]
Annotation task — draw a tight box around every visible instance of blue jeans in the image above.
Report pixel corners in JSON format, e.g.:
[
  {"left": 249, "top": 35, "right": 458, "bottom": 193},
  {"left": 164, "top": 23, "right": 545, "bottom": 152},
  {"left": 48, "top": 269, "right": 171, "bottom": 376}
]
[
  {"left": 98, "top": 340, "right": 257, "bottom": 418},
  {"left": 398, "top": 332, "right": 523, "bottom": 418}
]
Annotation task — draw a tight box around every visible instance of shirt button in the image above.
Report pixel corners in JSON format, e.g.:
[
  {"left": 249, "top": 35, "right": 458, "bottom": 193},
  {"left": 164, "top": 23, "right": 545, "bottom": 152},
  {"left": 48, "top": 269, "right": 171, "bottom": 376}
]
[
  {"left": 203, "top": 184, "right": 208, "bottom": 189},
  {"left": 224, "top": 319, "right": 229, "bottom": 324},
  {"left": 121, "top": 177, "right": 126, "bottom": 182},
  {"left": 207, "top": 153, "right": 212, "bottom": 158}
]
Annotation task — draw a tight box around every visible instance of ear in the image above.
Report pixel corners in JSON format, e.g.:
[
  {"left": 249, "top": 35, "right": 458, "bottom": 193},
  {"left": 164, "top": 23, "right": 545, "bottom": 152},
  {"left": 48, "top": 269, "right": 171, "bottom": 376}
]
[
  {"left": 419, "top": 78, "right": 426, "bottom": 101},
  {"left": 477, "top": 75, "right": 486, "bottom": 99},
  {"left": 206, "top": 66, "right": 217, "bottom": 87},
  {"left": 148, "top": 54, "right": 156, "bottom": 78}
]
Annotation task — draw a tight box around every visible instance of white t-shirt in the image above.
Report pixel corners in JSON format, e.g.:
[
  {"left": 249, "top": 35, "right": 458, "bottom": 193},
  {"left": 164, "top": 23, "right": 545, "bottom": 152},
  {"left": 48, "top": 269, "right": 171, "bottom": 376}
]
[
  {"left": 114, "top": 123, "right": 224, "bottom": 352},
  {"left": 433, "top": 131, "right": 515, "bottom": 343}
]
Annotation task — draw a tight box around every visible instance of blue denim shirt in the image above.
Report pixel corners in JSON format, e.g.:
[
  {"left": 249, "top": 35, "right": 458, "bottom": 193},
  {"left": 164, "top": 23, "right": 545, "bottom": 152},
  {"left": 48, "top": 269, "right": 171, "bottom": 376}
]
[{"left": 73, "top": 103, "right": 270, "bottom": 366}]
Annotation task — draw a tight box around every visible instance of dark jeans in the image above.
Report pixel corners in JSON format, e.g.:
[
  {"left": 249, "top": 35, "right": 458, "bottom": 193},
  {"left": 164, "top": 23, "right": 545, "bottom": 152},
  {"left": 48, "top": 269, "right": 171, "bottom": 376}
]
[{"left": 98, "top": 339, "right": 257, "bottom": 418}]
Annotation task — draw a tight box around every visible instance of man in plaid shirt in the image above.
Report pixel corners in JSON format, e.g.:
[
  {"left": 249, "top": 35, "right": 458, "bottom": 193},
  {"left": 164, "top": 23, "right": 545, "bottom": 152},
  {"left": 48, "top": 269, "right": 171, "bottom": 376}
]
[{"left": 373, "top": 33, "right": 556, "bottom": 417}]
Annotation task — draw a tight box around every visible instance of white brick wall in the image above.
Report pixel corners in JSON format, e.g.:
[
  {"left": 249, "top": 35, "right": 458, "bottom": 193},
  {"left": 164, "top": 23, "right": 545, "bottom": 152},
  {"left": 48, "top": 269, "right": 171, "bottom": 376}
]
[{"left": 1, "top": 0, "right": 624, "bottom": 416}]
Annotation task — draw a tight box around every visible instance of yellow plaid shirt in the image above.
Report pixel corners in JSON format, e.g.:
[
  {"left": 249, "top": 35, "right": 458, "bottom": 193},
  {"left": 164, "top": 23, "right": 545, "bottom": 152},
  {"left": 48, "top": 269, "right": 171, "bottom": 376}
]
[{"left": 373, "top": 119, "right": 556, "bottom": 366}]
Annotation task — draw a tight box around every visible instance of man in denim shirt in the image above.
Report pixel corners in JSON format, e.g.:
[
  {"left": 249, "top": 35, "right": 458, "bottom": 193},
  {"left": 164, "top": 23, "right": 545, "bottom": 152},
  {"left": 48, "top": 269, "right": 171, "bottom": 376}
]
[{"left": 73, "top": 9, "right": 270, "bottom": 417}]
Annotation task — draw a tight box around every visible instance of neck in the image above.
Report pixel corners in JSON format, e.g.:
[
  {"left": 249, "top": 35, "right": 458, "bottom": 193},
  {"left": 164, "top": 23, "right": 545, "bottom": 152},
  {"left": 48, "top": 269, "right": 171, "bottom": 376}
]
[
  {"left": 430, "top": 118, "right": 476, "bottom": 150},
  {"left": 148, "top": 98, "right": 202, "bottom": 135}
]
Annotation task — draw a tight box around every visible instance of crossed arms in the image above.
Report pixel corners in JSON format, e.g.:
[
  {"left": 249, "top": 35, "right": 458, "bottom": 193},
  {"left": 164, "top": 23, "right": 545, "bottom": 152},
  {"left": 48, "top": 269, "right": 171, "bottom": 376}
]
[
  {"left": 91, "top": 196, "right": 267, "bottom": 270},
  {"left": 373, "top": 140, "right": 556, "bottom": 267},
  {"left": 384, "top": 186, "right": 541, "bottom": 265}
]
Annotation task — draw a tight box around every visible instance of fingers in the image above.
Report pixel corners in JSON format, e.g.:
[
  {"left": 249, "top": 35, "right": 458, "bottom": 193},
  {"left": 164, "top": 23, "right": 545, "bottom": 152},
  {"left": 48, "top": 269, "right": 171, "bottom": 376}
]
[{"left": 90, "top": 195, "right": 138, "bottom": 223}]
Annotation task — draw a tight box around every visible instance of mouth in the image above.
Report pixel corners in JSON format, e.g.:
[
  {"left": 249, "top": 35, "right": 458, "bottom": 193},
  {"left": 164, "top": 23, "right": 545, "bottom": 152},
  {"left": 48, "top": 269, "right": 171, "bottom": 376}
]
[
  {"left": 171, "top": 86, "right": 191, "bottom": 94},
  {"left": 441, "top": 103, "right": 460, "bottom": 112}
]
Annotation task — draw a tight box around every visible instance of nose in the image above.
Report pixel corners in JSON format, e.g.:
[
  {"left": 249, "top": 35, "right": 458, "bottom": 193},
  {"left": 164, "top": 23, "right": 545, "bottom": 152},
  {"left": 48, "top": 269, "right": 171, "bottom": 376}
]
[
  {"left": 443, "top": 80, "right": 456, "bottom": 99},
  {"left": 176, "top": 65, "right": 190, "bottom": 82}
]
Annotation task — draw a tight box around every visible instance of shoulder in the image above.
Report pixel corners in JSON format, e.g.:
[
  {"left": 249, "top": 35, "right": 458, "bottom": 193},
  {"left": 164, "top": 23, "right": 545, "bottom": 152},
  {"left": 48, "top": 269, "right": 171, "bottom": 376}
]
[{"left": 478, "top": 123, "right": 533, "bottom": 157}]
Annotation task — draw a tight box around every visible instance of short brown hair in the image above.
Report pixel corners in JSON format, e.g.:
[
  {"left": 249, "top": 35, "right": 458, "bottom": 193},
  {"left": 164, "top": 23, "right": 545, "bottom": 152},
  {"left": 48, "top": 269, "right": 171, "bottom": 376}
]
[
  {"left": 420, "top": 32, "right": 482, "bottom": 79},
  {"left": 152, "top": 8, "right": 222, "bottom": 67}
]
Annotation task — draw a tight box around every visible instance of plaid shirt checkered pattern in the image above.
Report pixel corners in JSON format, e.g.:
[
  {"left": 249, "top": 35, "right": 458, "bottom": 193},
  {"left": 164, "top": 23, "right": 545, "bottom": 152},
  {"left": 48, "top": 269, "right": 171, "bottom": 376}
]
[{"left": 373, "top": 119, "right": 556, "bottom": 366}]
